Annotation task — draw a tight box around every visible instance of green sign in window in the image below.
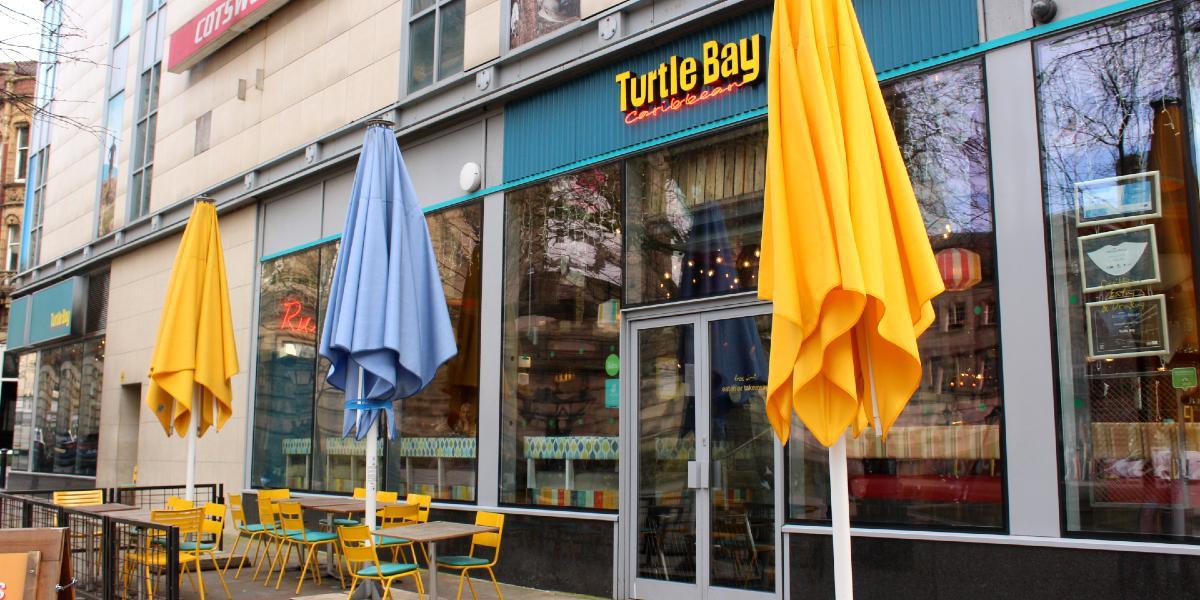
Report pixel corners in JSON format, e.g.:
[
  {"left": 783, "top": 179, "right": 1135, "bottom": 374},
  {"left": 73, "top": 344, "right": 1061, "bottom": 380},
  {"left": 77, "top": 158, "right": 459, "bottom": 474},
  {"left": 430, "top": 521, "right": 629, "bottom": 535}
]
[{"left": 1172, "top": 367, "right": 1198, "bottom": 390}]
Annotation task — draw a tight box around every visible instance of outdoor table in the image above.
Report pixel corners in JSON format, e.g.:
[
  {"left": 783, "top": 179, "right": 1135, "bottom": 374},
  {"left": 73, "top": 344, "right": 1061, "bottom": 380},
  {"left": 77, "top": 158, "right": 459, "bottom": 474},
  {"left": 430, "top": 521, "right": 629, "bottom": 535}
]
[
  {"left": 69, "top": 502, "right": 139, "bottom": 514},
  {"left": 375, "top": 521, "right": 498, "bottom": 599}
]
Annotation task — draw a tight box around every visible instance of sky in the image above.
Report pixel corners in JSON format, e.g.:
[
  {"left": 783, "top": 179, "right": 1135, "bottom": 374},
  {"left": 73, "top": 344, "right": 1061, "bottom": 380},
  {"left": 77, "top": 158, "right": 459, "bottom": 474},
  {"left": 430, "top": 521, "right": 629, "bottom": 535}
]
[{"left": 0, "top": 0, "right": 46, "bottom": 63}]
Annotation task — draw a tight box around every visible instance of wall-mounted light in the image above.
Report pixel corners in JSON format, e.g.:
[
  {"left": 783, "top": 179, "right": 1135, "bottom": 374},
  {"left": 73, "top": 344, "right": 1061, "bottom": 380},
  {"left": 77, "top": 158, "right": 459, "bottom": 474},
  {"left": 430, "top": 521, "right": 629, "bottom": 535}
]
[
  {"left": 460, "top": 162, "right": 482, "bottom": 193},
  {"left": 1031, "top": 0, "right": 1057, "bottom": 24}
]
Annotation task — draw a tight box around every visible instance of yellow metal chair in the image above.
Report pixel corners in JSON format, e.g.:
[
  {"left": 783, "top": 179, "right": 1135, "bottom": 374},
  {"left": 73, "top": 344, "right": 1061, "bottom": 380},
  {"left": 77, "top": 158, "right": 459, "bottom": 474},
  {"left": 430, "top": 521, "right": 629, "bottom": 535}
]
[
  {"left": 123, "top": 508, "right": 209, "bottom": 600},
  {"left": 375, "top": 504, "right": 421, "bottom": 564},
  {"left": 274, "top": 501, "right": 343, "bottom": 593},
  {"left": 253, "top": 492, "right": 288, "bottom": 581},
  {"left": 335, "top": 488, "right": 399, "bottom": 527},
  {"left": 225, "top": 493, "right": 269, "bottom": 578},
  {"left": 406, "top": 493, "right": 433, "bottom": 563},
  {"left": 436, "top": 512, "right": 505, "bottom": 600},
  {"left": 166, "top": 496, "right": 194, "bottom": 510},
  {"left": 338, "top": 525, "right": 423, "bottom": 600},
  {"left": 52, "top": 489, "right": 104, "bottom": 507}
]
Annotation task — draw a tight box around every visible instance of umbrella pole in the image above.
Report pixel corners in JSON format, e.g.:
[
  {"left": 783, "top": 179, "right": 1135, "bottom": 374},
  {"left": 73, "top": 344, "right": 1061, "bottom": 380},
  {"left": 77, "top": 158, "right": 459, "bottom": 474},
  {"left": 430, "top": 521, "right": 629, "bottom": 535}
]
[
  {"left": 829, "top": 432, "right": 853, "bottom": 599},
  {"left": 362, "top": 367, "right": 378, "bottom": 530},
  {"left": 185, "top": 384, "right": 199, "bottom": 502}
]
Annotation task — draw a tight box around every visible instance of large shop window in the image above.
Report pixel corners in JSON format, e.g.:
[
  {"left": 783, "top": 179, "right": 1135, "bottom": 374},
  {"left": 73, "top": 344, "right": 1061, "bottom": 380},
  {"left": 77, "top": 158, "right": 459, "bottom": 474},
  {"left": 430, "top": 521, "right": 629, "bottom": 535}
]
[
  {"left": 501, "top": 165, "right": 623, "bottom": 509},
  {"left": 1038, "top": 3, "right": 1200, "bottom": 540},
  {"left": 26, "top": 339, "right": 105, "bottom": 476},
  {"left": 788, "top": 59, "right": 1005, "bottom": 529},
  {"left": 625, "top": 123, "right": 766, "bottom": 306},
  {"left": 252, "top": 201, "right": 482, "bottom": 499}
]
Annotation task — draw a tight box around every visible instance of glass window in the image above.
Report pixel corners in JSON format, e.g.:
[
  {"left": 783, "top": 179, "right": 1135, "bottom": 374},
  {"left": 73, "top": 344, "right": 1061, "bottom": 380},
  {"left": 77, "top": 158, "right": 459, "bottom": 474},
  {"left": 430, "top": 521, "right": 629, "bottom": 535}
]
[
  {"left": 11, "top": 353, "right": 36, "bottom": 471},
  {"left": 509, "top": 0, "right": 579, "bottom": 50},
  {"left": 1039, "top": 4, "right": 1200, "bottom": 540},
  {"left": 500, "top": 165, "right": 623, "bottom": 509},
  {"left": 254, "top": 201, "right": 484, "bottom": 497},
  {"left": 14, "top": 125, "right": 28, "bottom": 181},
  {"left": 788, "top": 59, "right": 1005, "bottom": 529},
  {"left": 116, "top": 0, "right": 133, "bottom": 41},
  {"left": 407, "top": 0, "right": 463, "bottom": 93},
  {"left": 29, "top": 339, "right": 104, "bottom": 476},
  {"left": 384, "top": 202, "right": 483, "bottom": 500},
  {"left": 252, "top": 248, "right": 320, "bottom": 489},
  {"left": 7, "top": 224, "right": 20, "bottom": 272},
  {"left": 625, "top": 123, "right": 766, "bottom": 305},
  {"left": 98, "top": 92, "right": 124, "bottom": 237},
  {"left": 130, "top": 9, "right": 163, "bottom": 223},
  {"left": 25, "top": 149, "right": 48, "bottom": 269}
]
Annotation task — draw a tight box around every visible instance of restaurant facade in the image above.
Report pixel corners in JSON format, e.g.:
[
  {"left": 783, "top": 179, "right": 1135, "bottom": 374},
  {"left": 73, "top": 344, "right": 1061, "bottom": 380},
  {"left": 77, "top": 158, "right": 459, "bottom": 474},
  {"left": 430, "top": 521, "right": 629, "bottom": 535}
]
[{"left": 7, "top": 0, "right": 1200, "bottom": 597}]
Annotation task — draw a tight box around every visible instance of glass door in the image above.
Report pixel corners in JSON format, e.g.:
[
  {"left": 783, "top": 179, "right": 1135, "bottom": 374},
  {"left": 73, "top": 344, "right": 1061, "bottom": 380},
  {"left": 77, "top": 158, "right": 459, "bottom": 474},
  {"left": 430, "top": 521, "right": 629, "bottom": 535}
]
[{"left": 627, "top": 306, "right": 777, "bottom": 600}]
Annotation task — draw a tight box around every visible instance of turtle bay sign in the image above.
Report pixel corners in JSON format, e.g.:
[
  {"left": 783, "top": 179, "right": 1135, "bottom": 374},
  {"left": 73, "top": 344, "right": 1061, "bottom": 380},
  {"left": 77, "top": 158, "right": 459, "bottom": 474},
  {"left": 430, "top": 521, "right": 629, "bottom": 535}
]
[
  {"left": 616, "top": 34, "right": 763, "bottom": 125},
  {"left": 168, "top": 0, "right": 291, "bottom": 73}
]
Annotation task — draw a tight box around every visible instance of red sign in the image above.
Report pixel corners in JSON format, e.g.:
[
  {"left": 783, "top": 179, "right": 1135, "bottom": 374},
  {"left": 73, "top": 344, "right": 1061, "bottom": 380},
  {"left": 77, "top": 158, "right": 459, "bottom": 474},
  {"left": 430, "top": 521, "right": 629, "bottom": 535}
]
[
  {"left": 279, "top": 299, "right": 316, "bottom": 335},
  {"left": 167, "top": 0, "right": 291, "bottom": 73}
]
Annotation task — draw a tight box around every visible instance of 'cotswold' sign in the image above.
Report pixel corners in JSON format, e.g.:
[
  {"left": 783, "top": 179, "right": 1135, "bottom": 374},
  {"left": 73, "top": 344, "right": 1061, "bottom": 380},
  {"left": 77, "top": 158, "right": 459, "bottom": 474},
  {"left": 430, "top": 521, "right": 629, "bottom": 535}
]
[
  {"left": 167, "top": 0, "right": 291, "bottom": 73},
  {"left": 616, "top": 34, "right": 762, "bottom": 125}
]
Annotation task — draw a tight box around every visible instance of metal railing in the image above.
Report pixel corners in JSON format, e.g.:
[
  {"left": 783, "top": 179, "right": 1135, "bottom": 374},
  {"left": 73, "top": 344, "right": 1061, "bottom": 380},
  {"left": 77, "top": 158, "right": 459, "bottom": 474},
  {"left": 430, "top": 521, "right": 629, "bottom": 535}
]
[{"left": 0, "top": 484, "right": 225, "bottom": 600}]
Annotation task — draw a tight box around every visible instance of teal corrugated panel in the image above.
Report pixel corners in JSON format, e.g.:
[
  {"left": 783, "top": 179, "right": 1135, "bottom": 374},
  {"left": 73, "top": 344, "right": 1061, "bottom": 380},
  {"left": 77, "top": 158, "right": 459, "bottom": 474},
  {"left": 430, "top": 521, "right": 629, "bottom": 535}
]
[{"left": 504, "top": 0, "right": 979, "bottom": 182}]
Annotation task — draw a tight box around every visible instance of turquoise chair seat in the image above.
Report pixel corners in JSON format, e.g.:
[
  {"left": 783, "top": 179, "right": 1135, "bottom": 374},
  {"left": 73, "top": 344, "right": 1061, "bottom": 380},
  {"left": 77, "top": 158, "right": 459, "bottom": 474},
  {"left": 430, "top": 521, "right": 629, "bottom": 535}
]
[
  {"left": 179, "top": 541, "right": 217, "bottom": 551},
  {"left": 288, "top": 530, "right": 338, "bottom": 543},
  {"left": 333, "top": 518, "right": 360, "bottom": 526},
  {"left": 355, "top": 562, "right": 418, "bottom": 577},
  {"left": 374, "top": 535, "right": 411, "bottom": 546},
  {"left": 240, "top": 523, "right": 269, "bottom": 533},
  {"left": 437, "top": 556, "right": 490, "bottom": 567}
]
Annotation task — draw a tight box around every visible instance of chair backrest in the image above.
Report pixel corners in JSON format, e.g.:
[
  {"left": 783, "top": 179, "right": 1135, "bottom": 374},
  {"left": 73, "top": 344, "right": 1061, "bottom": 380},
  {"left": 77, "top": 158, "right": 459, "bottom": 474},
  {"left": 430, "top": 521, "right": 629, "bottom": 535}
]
[
  {"left": 201, "top": 502, "right": 226, "bottom": 537},
  {"left": 471, "top": 511, "right": 504, "bottom": 559},
  {"left": 228, "top": 494, "right": 246, "bottom": 528},
  {"left": 257, "top": 495, "right": 280, "bottom": 531},
  {"left": 258, "top": 489, "right": 291, "bottom": 501},
  {"left": 166, "top": 496, "right": 194, "bottom": 510},
  {"left": 406, "top": 494, "right": 432, "bottom": 523},
  {"left": 352, "top": 487, "right": 366, "bottom": 500},
  {"left": 277, "top": 502, "right": 309, "bottom": 539},
  {"left": 337, "top": 525, "right": 381, "bottom": 569},
  {"left": 379, "top": 504, "right": 420, "bottom": 529},
  {"left": 152, "top": 508, "right": 204, "bottom": 541},
  {"left": 376, "top": 491, "right": 398, "bottom": 503},
  {"left": 53, "top": 489, "right": 104, "bottom": 507}
]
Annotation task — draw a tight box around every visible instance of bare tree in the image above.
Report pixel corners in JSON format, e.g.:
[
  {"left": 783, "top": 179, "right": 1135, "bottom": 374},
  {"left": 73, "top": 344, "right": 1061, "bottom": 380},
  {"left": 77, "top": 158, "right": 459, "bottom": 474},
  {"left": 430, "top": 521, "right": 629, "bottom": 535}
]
[{"left": 1, "top": 0, "right": 109, "bottom": 137}]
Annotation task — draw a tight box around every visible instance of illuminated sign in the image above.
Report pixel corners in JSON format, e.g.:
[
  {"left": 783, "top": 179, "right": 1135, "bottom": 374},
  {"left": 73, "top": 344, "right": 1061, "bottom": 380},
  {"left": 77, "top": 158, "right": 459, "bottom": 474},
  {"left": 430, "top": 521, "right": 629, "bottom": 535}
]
[
  {"left": 49, "top": 309, "right": 71, "bottom": 329},
  {"left": 615, "top": 35, "right": 762, "bottom": 125},
  {"left": 279, "top": 299, "right": 317, "bottom": 335},
  {"left": 167, "top": 0, "right": 291, "bottom": 73}
]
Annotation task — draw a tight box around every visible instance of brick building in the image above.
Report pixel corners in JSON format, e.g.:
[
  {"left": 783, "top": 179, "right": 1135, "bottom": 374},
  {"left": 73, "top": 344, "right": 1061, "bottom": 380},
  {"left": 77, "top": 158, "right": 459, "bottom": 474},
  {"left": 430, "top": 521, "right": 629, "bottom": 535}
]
[{"left": 0, "top": 62, "right": 33, "bottom": 341}]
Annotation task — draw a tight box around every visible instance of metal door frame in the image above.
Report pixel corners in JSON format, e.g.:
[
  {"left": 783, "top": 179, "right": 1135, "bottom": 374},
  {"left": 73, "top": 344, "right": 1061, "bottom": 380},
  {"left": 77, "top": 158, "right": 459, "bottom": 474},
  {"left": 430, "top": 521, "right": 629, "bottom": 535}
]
[{"left": 619, "top": 294, "right": 781, "bottom": 600}]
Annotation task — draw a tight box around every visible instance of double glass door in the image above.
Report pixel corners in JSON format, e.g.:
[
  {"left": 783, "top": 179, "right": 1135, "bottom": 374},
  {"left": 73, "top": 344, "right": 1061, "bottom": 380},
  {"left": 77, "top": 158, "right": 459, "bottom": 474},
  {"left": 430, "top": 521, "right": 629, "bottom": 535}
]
[{"left": 625, "top": 305, "right": 779, "bottom": 599}]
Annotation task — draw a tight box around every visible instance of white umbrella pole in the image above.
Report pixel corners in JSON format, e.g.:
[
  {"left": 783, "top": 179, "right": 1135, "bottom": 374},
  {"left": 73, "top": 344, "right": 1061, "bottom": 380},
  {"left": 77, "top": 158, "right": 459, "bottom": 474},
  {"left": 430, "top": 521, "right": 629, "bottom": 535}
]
[
  {"left": 829, "top": 432, "right": 853, "bottom": 599},
  {"left": 361, "top": 367, "right": 378, "bottom": 530},
  {"left": 185, "top": 384, "right": 199, "bottom": 502}
]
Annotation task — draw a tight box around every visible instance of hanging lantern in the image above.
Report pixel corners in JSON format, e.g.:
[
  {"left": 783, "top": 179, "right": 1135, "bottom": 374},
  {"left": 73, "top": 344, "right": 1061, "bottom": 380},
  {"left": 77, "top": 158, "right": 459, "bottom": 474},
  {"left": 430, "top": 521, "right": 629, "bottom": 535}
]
[{"left": 935, "top": 248, "right": 982, "bottom": 291}]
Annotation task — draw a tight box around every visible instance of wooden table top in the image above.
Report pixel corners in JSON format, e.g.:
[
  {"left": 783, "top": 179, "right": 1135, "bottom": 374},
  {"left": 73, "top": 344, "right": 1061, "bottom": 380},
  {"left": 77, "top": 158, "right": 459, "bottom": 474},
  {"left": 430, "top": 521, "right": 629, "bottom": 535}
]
[
  {"left": 374, "top": 521, "right": 497, "bottom": 543},
  {"left": 314, "top": 501, "right": 412, "bottom": 515},
  {"left": 67, "top": 503, "right": 139, "bottom": 514},
  {"left": 271, "top": 496, "right": 357, "bottom": 509}
]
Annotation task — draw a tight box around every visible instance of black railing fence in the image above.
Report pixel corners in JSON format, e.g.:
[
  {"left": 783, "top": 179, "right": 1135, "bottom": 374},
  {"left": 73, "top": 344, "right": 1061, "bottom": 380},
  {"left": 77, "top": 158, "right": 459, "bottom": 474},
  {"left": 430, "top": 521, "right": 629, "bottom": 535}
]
[{"left": 0, "top": 484, "right": 225, "bottom": 600}]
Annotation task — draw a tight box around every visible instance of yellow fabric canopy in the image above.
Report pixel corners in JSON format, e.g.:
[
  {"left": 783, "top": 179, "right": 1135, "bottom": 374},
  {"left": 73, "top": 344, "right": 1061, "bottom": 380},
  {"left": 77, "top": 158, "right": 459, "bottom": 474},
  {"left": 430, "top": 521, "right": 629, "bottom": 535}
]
[
  {"left": 146, "top": 201, "right": 239, "bottom": 437},
  {"left": 759, "top": 0, "right": 943, "bottom": 448}
]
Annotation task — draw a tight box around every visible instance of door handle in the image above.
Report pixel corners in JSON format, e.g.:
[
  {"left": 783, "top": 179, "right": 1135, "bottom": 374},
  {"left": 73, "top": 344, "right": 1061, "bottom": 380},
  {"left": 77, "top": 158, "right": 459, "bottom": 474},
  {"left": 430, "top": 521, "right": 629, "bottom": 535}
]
[{"left": 687, "top": 461, "right": 709, "bottom": 489}]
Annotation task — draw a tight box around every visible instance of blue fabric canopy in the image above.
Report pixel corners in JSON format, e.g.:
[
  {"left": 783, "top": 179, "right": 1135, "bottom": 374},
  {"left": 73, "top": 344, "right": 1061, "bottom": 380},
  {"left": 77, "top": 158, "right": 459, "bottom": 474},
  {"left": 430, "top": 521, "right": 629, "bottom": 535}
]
[{"left": 319, "top": 123, "right": 457, "bottom": 439}]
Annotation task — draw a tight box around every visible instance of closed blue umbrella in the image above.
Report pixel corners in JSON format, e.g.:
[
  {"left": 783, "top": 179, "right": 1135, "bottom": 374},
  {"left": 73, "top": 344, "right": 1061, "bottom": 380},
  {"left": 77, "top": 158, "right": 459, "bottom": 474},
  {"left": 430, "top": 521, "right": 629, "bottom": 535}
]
[{"left": 320, "top": 119, "right": 457, "bottom": 527}]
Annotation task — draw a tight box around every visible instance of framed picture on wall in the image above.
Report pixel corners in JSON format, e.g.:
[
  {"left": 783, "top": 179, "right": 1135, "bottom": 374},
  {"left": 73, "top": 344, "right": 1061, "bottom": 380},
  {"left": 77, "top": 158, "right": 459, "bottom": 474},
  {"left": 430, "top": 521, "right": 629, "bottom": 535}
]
[
  {"left": 1086, "top": 294, "right": 1169, "bottom": 359},
  {"left": 1075, "top": 171, "right": 1160, "bottom": 226},
  {"left": 1077, "top": 225, "right": 1160, "bottom": 292}
]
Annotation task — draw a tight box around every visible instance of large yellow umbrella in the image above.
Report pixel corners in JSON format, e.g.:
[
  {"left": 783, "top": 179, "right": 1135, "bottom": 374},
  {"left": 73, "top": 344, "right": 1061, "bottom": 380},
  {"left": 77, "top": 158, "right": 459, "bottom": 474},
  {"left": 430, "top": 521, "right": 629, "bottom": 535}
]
[
  {"left": 759, "top": 0, "right": 943, "bottom": 595},
  {"left": 146, "top": 198, "right": 239, "bottom": 500}
]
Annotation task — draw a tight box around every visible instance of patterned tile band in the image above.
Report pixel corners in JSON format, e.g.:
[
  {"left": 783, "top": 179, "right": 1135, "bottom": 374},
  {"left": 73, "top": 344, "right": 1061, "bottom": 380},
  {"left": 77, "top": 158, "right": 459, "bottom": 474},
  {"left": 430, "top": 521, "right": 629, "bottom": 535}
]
[
  {"left": 393, "top": 437, "right": 477, "bottom": 458},
  {"left": 846, "top": 424, "right": 1001, "bottom": 460},
  {"left": 524, "top": 436, "right": 620, "bottom": 460}
]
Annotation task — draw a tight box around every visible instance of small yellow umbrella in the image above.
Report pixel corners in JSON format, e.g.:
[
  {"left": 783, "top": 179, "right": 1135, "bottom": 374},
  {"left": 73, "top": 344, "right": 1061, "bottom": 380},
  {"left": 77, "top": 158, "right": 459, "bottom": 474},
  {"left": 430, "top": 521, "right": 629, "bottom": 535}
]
[
  {"left": 759, "top": 0, "right": 943, "bottom": 596},
  {"left": 146, "top": 198, "right": 239, "bottom": 499}
]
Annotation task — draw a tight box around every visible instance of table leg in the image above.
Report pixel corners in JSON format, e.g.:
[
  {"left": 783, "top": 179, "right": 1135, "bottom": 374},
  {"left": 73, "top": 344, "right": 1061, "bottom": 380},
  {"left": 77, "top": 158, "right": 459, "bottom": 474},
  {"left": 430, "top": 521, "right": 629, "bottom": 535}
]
[
  {"left": 428, "top": 541, "right": 439, "bottom": 599},
  {"left": 325, "top": 513, "right": 337, "bottom": 579}
]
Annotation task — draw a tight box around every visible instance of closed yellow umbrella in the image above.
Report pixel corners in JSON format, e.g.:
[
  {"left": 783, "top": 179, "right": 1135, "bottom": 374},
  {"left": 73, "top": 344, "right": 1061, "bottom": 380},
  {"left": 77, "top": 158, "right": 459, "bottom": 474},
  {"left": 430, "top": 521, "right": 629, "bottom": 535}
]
[
  {"left": 759, "top": 0, "right": 942, "bottom": 596},
  {"left": 146, "top": 199, "right": 239, "bottom": 498}
]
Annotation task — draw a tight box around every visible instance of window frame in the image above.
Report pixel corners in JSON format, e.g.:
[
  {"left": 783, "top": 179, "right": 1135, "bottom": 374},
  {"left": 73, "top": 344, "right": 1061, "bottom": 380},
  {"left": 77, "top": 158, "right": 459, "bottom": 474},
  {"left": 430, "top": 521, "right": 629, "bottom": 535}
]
[
  {"left": 128, "top": 1, "right": 166, "bottom": 223},
  {"left": 406, "top": 0, "right": 466, "bottom": 93},
  {"left": 14, "top": 124, "right": 28, "bottom": 182},
  {"left": 7, "top": 223, "right": 21, "bottom": 272}
]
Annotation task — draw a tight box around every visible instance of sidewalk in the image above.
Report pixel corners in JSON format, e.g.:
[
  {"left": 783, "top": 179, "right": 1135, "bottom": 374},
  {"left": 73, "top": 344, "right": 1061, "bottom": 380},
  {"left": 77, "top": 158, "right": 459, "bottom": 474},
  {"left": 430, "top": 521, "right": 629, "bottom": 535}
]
[{"left": 187, "top": 567, "right": 603, "bottom": 600}]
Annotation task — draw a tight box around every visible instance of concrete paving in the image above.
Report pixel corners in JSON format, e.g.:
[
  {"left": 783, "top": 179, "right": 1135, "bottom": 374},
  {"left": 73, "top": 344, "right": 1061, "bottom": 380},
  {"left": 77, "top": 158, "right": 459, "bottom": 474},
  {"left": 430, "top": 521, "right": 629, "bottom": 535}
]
[{"left": 184, "top": 565, "right": 603, "bottom": 600}]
